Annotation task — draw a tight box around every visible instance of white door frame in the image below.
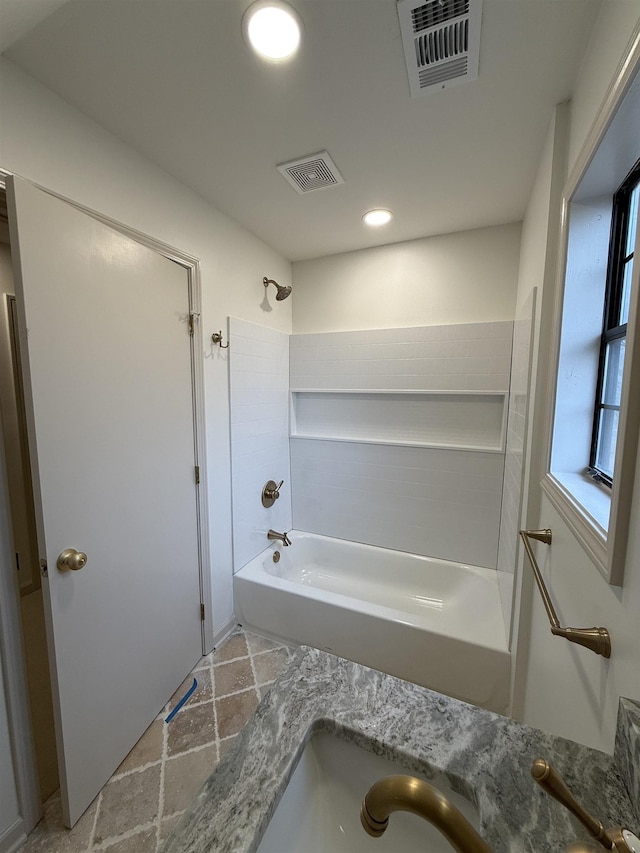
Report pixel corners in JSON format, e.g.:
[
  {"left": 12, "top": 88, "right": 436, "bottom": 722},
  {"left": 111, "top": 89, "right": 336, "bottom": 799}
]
[
  {"left": 0, "top": 168, "right": 214, "bottom": 838},
  {"left": 0, "top": 449, "right": 40, "bottom": 849}
]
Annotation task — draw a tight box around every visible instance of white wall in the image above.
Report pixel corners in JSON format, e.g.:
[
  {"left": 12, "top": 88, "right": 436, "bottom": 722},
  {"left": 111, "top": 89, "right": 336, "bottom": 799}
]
[
  {"left": 228, "top": 319, "right": 291, "bottom": 572},
  {"left": 516, "top": 8, "right": 640, "bottom": 752},
  {"left": 291, "top": 223, "right": 521, "bottom": 334},
  {"left": 0, "top": 57, "right": 292, "bottom": 641},
  {"left": 508, "top": 105, "right": 570, "bottom": 720},
  {"left": 567, "top": 0, "right": 640, "bottom": 176}
]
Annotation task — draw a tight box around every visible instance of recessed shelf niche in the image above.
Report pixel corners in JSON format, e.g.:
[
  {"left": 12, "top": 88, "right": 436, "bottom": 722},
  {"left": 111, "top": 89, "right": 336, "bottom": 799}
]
[{"left": 290, "top": 389, "right": 507, "bottom": 452}]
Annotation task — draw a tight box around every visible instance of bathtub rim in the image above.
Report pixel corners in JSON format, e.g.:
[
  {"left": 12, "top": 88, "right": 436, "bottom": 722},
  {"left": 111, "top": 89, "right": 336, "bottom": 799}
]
[{"left": 235, "top": 530, "right": 509, "bottom": 655}]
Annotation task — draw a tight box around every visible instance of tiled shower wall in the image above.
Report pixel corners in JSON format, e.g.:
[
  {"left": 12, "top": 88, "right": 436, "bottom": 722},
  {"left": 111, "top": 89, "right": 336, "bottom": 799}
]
[
  {"left": 496, "top": 291, "right": 537, "bottom": 637},
  {"left": 290, "top": 323, "right": 512, "bottom": 390},
  {"left": 290, "top": 323, "right": 513, "bottom": 568},
  {"left": 228, "top": 319, "right": 532, "bottom": 575},
  {"left": 228, "top": 319, "right": 291, "bottom": 572}
]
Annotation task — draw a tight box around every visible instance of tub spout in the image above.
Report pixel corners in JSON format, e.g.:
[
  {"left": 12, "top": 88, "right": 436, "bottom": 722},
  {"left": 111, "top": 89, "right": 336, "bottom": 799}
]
[
  {"left": 361, "top": 775, "right": 492, "bottom": 853},
  {"left": 267, "top": 529, "right": 291, "bottom": 547}
]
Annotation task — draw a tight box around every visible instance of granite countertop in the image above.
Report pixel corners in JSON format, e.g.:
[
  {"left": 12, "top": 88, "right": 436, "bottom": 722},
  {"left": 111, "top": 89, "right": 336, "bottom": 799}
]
[{"left": 163, "top": 647, "right": 638, "bottom": 853}]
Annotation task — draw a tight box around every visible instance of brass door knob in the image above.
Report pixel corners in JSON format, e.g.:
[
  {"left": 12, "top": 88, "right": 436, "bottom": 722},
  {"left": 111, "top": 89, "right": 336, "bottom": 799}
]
[{"left": 57, "top": 548, "right": 88, "bottom": 572}]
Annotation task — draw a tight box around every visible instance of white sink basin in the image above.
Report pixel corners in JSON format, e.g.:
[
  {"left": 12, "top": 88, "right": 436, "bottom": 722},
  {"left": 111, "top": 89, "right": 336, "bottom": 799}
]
[{"left": 257, "top": 733, "right": 481, "bottom": 853}]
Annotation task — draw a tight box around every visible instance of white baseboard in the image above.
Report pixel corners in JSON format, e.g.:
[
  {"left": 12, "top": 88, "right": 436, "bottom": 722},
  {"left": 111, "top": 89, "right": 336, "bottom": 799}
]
[
  {"left": 0, "top": 816, "right": 28, "bottom": 853},
  {"left": 211, "top": 616, "right": 238, "bottom": 650}
]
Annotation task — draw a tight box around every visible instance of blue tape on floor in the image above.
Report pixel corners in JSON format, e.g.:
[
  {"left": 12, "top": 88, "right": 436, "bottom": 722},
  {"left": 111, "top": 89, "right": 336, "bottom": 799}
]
[{"left": 165, "top": 676, "right": 198, "bottom": 723}]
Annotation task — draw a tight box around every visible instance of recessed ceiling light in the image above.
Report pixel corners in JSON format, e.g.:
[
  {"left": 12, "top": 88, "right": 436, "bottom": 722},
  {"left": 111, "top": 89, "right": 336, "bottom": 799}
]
[
  {"left": 243, "top": 1, "right": 302, "bottom": 62},
  {"left": 363, "top": 209, "right": 393, "bottom": 227}
]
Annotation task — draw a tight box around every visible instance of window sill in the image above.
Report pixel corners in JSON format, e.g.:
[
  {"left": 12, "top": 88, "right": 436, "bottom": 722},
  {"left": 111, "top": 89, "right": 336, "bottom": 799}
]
[
  {"left": 554, "top": 471, "right": 611, "bottom": 530},
  {"left": 542, "top": 472, "right": 610, "bottom": 577}
]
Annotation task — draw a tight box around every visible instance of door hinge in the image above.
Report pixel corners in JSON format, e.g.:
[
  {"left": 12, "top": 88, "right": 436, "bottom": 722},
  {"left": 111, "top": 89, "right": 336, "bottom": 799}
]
[
  {"left": 200, "top": 603, "right": 205, "bottom": 621},
  {"left": 188, "top": 311, "right": 200, "bottom": 337},
  {"left": 195, "top": 465, "right": 200, "bottom": 484}
]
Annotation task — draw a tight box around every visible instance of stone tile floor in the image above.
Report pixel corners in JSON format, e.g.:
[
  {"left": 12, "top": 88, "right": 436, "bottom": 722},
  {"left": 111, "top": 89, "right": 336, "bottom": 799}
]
[{"left": 22, "top": 627, "right": 295, "bottom": 853}]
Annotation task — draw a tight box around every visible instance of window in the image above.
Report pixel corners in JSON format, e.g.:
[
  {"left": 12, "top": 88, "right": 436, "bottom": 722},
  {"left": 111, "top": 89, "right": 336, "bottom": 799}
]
[
  {"left": 589, "top": 161, "right": 640, "bottom": 486},
  {"left": 545, "top": 61, "right": 640, "bottom": 586}
]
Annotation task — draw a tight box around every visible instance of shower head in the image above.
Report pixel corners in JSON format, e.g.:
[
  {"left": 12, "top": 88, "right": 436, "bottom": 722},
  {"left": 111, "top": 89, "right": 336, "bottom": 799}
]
[{"left": 263, "top": 277, "right": 292, "bottom": 301}]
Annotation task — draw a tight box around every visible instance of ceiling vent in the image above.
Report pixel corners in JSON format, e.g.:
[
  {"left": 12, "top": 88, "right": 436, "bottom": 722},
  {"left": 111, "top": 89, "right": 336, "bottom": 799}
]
[
  {"left": 397, "top": 0, "right": 482, "bottom": 97},
  {"left": 277, "top": 151, "right": 345, "bottom": 194}
]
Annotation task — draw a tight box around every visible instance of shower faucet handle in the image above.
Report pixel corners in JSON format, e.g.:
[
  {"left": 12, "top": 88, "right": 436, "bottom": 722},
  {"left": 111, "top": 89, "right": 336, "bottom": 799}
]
[
  {"left": 267, "top": 480, "right": 283, "bottom": 498},
  {"left": 262, "top": 479, "right": 284, "bottom": 507}
]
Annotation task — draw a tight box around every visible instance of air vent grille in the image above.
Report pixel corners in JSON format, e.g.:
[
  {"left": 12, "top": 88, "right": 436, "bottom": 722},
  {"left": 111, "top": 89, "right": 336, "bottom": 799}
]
[
  {"left": 412, "top": 0, "right": 469, "bottom": 32},
  {"left": 398, "top": 0, "right": 482, "bottom": 97},
  {"left": 416, "top": 19, "right": 468, "bottom": 66},
  {"left": 277, "top": 151, "right": 345, "bottom": 195},
  {"left": 420, "top": 56, "right": 469, "bottom": 88}
]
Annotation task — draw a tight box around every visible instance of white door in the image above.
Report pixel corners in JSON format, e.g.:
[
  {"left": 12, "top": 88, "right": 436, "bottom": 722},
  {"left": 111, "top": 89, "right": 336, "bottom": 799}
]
[{"left": 6, "top": 177, "right": 203, "bottom": 827}]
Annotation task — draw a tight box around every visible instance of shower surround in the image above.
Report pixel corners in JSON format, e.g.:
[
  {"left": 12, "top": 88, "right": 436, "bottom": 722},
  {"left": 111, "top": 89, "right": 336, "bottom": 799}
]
[
  {"left": 228, "top": 318, "right": 527, "bottom": 706},
  {"left": 289, "top": 321, "right": 513, "bottom": 568}
]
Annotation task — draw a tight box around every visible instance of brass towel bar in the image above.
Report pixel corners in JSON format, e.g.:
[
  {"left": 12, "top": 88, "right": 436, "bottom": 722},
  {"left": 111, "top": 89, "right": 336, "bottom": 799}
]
[{"left": 518, "top": 529, "right": 612, "bottom": 658}]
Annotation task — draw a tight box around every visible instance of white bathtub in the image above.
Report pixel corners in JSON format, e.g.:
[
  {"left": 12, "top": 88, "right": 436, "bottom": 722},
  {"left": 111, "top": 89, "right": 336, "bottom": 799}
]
[{"left": 234, "top": 531, "right": 510, "bottom": 713}]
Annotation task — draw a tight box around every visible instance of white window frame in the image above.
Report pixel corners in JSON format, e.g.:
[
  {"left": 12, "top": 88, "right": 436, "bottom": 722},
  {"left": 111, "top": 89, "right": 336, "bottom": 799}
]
[{"left": 544, "top": 27, "right": 640, "bottom": 586}]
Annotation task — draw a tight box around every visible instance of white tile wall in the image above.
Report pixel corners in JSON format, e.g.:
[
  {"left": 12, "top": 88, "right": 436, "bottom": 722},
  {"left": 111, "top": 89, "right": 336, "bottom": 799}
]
[
  {"left": 291, "top": 439, "right": 505, "bottom": 568},
  {"left": 228, "top": 320, "right": 515, "bottom": 572},
  {"left": 229, "top": 319, "right": 291, "bottom": 572},
  {"left": 290, "top": 322, "right": 513, "bottom": 569},
  {"left": 290, "top": 322, "right": 513, "bottom": 391},
  {"left": 496, "top": 292, "right": 536, "bottom": 634}
]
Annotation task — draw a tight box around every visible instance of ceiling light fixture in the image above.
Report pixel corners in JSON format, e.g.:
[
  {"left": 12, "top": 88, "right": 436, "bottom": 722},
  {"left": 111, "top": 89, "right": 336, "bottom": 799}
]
[
  {"left": 363, "top": 209, "right": 393, "bottom": 227},
  {"left": 243, "top": 1, "right": 302, "bottom": 62}
]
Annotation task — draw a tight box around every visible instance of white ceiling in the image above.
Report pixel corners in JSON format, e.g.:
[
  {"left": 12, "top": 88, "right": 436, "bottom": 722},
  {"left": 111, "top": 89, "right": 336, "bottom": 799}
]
[
  {"left": 2, "top": 0, "right": 600, "bottom": 261},
  {"left": 0, "top": 0, "right": 68, "bottom": 52}
]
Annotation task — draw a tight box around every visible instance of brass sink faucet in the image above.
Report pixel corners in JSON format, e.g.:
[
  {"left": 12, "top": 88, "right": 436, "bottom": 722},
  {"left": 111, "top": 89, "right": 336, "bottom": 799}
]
[
  {"left": 360, "top": 774, "right": 492, "bottom": 853},
  {"left": 531, "top": 758, "right": 640, "bottom": 852},
  {"left": 360, "top": 766, "right": 639, "bottom": 853}
]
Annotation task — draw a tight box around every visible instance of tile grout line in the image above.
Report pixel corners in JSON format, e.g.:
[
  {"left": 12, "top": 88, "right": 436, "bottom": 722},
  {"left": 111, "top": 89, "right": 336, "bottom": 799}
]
[
  {"left": 156, "top": 687, "right": 171, "bottom": 852},
  {"left": 87, "top": 787, "right": 103, "bottom": 851},
  {"left": 209, "top": 652, "right": 221, "bottom": 768},
  {"left": 159, "top": 644, "right": 221, "bottom": 842},
  {"left": 164, "top": 646, "right": 219, "bottom": 831},
  {"left": 243, "top": 629, "right": 288, "bottom": 704},
  {"left": 111, "top": 756, "right": 163, "bottom": 781},
  {"left": 157, "top": 683, "right": 254, "bottom": 716},
  {"left": 208, "top": 641, "right": 286, "bottom": 669},
  {"left": 92, "top": 821, "right": 158, "bottom": 851},
  {"left": 245, "top": 632, "right": 272, "bottom": 703}
]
